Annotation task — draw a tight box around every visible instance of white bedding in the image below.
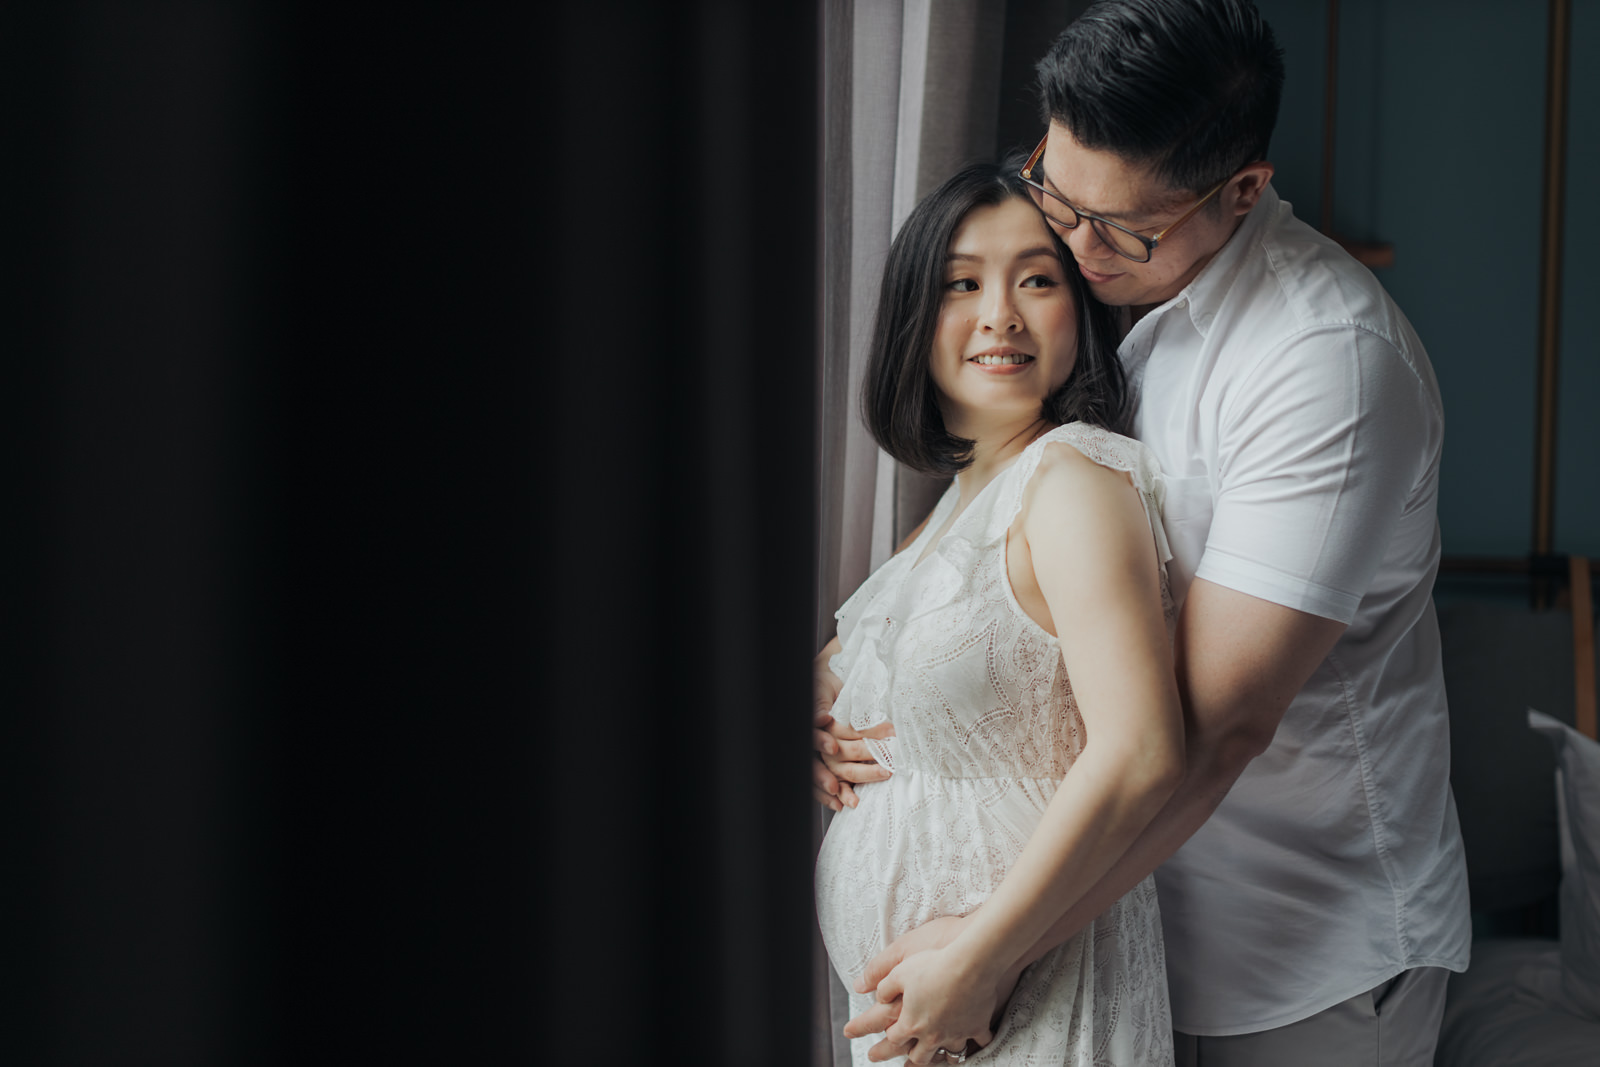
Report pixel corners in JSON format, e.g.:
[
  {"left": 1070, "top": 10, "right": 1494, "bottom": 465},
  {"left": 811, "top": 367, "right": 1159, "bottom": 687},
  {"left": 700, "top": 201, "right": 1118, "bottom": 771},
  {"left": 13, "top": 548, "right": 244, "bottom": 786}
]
[{"left": 1436, "top": 939, "right": 1600, "bottom": 1066}]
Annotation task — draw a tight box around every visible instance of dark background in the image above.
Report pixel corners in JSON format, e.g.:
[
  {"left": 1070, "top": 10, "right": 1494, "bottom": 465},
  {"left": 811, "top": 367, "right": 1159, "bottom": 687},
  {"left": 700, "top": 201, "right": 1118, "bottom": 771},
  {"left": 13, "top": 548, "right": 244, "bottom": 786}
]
[{"left": 4, "top": 2, "right": 817, "bottom": 1062}]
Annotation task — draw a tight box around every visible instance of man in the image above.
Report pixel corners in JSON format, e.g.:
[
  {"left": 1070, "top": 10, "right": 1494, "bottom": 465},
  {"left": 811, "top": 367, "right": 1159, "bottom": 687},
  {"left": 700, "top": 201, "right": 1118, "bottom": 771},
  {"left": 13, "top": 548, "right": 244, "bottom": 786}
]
[{"left": 812, "top": 1, "right": 1470, "bottom": 1063}]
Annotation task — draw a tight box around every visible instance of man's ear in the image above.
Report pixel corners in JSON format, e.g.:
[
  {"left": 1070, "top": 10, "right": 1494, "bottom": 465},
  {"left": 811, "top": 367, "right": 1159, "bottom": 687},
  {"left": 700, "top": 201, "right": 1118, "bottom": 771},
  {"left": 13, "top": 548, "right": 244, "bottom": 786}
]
[{"left": 1228, "top": 161, "right": 1275, "bottom": 216}]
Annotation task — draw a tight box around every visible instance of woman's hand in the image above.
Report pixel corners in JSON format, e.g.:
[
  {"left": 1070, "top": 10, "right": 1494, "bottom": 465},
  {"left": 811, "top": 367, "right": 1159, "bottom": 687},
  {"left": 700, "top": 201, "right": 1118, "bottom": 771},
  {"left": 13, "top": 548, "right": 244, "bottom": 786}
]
[
  {"left": 849, "top": 913, "right": 969, "bottom": 1012},
  {"left": 856, "top": 943, "right": 1023, "bottom": 1064},
  {"left": 843, "top": 915, "right": 1026, "bottom": 1063}
]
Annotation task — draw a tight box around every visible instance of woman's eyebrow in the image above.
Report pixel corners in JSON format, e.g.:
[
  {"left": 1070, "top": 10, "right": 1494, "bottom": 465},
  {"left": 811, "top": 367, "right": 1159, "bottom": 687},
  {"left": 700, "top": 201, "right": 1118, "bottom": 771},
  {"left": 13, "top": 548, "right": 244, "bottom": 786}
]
[{"left": 947, "top": 247, "right": 1059, "bottom": 263}]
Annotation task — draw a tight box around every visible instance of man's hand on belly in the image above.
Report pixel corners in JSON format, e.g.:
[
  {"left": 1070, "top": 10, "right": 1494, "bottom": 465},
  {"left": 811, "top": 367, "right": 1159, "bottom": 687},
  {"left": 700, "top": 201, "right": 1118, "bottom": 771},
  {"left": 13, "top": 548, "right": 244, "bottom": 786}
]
[
  {"left": 812, "top": 637, "right": 892, "bottom": 811},
  {"left": 813, "top": 714, "right": 893, "bottom": 811}
]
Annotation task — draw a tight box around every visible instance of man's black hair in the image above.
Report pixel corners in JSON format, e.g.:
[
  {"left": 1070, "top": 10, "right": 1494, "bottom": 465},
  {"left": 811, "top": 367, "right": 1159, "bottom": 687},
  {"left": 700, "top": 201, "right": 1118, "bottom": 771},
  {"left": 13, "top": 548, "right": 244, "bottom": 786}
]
[
  {"left": 1036, "top": 0, "right": 1285, "bottom": 194},
  {"left": 861, "top": 157, "right": 1127, "bottom": 478}
]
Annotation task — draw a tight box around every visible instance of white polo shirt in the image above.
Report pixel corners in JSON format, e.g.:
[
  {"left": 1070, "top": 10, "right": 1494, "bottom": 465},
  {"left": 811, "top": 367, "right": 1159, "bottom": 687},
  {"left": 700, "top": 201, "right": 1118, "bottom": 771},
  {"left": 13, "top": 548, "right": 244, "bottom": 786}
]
[{"left": 1124, "top": 185, "right": 1471, "bottom": 1035}]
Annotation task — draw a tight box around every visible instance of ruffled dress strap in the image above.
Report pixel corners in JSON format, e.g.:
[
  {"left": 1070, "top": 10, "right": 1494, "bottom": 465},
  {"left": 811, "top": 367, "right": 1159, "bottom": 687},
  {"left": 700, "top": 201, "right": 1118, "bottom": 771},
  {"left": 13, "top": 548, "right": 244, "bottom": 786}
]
[{"left": 979, "top": 422, "right": 1172, "bottom": 566}]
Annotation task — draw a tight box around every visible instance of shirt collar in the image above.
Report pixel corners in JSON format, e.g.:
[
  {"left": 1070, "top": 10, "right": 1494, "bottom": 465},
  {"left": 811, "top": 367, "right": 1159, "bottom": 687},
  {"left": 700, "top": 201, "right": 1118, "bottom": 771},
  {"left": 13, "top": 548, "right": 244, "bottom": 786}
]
[{"left": 1137, "top": 182, "right": 1279, "bottom": 340}]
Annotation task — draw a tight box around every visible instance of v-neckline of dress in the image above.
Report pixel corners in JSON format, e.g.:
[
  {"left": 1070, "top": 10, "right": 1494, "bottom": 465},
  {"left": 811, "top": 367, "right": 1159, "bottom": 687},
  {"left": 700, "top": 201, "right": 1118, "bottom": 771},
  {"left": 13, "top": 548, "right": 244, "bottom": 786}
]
[{"left": 908, "top": 450, "right": 1030, "bottom": 571}]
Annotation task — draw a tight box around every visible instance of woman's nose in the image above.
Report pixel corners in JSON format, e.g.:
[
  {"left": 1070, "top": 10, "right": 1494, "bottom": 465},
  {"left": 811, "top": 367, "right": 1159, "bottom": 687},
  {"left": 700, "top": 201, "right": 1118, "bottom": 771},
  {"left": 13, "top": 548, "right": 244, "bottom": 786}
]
[{"left": 978, "top": 286, "right": 1022, "bottom": 332}]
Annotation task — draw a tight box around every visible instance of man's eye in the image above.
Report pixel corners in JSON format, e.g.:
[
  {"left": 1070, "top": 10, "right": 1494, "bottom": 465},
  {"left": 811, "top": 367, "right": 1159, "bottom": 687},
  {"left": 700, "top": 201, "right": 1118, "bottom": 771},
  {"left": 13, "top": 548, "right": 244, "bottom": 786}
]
[{"left": 947, "top": 278, "right": 978, "bottom": 293}]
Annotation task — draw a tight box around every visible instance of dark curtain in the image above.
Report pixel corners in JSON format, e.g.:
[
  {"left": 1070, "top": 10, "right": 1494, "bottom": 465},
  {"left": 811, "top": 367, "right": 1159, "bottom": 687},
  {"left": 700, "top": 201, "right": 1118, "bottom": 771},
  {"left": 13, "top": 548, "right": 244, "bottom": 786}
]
[{"left": 3, "top": 2, "right": 817, "bottom": 1062}]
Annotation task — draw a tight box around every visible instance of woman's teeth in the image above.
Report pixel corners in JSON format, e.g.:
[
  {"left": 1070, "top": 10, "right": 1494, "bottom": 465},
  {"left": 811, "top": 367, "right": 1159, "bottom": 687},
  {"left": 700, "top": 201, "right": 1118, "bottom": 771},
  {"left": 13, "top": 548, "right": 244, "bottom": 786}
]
[{"left": 972, "top": 353, "right": 1031, "bottom": 365}]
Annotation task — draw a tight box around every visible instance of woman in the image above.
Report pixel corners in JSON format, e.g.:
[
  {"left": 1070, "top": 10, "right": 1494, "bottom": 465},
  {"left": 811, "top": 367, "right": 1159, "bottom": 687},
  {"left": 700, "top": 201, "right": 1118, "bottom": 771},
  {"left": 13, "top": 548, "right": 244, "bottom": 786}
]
[{"left": 813, "top": 160, "right": 1183, "bottom": 1066}]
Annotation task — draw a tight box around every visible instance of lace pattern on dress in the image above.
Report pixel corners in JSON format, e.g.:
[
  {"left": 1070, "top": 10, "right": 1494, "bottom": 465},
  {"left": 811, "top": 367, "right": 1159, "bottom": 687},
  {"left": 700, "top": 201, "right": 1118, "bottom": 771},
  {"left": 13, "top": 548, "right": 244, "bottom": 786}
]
[{"left": 816, "top": 423, "right": 1176, "bottom": 1065}]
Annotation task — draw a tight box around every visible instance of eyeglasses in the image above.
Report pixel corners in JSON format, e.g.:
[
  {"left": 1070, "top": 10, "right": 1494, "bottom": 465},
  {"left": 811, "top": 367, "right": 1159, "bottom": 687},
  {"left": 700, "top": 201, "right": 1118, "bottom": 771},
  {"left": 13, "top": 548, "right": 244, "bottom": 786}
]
[{"left": 1019, "top": 135, "right": 1230, "bottom": 264}]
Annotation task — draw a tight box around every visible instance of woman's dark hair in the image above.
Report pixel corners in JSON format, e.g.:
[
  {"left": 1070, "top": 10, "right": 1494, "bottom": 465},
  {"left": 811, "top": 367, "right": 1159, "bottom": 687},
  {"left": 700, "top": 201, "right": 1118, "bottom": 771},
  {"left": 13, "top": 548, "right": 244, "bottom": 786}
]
[
  {"left": 1036, "top": 0, "right": 1284, "bottom": 195},
  {"left": 861, "top": 157, "right": 1127, "bottom": 477}
]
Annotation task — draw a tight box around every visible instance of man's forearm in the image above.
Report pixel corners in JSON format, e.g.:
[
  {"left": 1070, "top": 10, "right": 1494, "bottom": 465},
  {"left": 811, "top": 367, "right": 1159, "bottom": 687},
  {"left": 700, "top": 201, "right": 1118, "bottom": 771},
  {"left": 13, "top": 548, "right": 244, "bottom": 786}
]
[
  {"left": 1013, "top": 738, "right": 1248, "bottom": 970},
  {"left": 1015, "top": 581, "right": 1344, "bottom": 967}
]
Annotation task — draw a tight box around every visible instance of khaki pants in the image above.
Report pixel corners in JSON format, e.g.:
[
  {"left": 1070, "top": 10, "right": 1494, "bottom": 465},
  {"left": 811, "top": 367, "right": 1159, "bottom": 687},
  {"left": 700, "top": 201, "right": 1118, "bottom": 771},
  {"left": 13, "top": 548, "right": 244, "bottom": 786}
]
[{"left": 1173, "top": 968, "right": 1450, "bottom": 1067}]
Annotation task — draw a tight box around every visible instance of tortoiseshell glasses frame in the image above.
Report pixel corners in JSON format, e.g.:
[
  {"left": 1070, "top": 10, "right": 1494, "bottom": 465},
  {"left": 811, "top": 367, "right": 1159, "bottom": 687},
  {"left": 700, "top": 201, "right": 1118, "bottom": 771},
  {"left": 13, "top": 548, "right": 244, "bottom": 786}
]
[{"left": 1019, "top": 134, "right": 1234, "bottom": 264}]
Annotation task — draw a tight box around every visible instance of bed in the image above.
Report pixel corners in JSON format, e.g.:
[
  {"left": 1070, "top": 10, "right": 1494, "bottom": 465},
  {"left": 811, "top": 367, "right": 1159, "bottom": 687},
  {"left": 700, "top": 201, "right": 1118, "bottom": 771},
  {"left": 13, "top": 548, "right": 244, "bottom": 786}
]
[{"left": 1434, "top": 557, "right": 1600, "bottom": 1064}]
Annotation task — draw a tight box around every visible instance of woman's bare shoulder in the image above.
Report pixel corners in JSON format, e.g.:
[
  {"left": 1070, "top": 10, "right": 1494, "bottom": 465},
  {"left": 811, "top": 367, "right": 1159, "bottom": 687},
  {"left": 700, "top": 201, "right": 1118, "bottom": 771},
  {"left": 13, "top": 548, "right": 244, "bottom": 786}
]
[{"left": 1023, "top": 439, "right": 1138, "bottom": 507}]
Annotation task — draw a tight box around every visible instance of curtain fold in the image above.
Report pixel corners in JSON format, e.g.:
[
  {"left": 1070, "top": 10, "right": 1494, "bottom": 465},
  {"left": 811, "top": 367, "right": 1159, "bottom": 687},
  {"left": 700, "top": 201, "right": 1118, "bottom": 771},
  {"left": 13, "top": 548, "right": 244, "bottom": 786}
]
[
  {"left": 818, "top": 0, "right": 1007, "bottom": 630},
  {"left": 814, "top": 3, "right": 1008, "bottom": 1062}
]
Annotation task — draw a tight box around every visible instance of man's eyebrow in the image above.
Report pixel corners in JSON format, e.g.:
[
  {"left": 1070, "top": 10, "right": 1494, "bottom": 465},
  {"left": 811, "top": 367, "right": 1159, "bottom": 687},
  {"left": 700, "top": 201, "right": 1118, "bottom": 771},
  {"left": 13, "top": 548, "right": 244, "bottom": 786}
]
[{"left": 1038, "top": 158, "right": 1148, "bottom": 225}]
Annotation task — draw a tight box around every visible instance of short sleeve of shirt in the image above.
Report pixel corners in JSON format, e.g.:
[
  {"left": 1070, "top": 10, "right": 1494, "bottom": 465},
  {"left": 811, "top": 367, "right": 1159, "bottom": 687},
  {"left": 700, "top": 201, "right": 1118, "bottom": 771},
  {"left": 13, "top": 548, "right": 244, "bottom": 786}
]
[{"left": 1194, "top": 325, "right": 1438, "bottom": 624}]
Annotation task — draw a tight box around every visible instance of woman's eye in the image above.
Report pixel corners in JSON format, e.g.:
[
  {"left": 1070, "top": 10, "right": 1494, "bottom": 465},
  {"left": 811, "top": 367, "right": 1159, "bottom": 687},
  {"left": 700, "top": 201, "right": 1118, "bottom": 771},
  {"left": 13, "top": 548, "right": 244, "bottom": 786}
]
[
  {"left": 948, "top": 278, "right": 978, "bottom": 293},
  {"left": 1021, "top": 274, "right": 1057, "bottom": 288}
]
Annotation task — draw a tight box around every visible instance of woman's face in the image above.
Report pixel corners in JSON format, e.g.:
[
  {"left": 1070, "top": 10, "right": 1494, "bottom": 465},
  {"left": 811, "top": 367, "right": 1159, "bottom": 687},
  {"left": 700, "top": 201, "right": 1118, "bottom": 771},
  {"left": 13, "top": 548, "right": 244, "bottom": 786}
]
[{"left": 928, "top": 197, "right": 1079, "bottom": 431}]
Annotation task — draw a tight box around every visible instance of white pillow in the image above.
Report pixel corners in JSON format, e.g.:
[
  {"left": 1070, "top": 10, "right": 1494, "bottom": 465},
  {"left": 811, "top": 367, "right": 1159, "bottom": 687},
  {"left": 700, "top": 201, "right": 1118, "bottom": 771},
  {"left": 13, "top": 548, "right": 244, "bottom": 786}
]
[{"left": 1528, "top": 709, "right": 1600, "bottom": 1019}]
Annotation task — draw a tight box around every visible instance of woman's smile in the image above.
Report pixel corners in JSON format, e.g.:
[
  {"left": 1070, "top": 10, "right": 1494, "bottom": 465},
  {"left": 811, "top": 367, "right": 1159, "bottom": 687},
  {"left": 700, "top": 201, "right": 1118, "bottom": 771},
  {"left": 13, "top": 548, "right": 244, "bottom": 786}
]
[{"left": 968, "top": 346, "right": 1036, "bottom": 370}]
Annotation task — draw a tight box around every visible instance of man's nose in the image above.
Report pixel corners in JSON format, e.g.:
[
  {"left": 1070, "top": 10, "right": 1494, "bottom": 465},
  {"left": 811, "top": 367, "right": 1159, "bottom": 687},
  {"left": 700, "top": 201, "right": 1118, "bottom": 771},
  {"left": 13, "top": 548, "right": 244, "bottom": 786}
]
[{"left": 1064, "top": 219, "right": 1115, "bottom": 261}]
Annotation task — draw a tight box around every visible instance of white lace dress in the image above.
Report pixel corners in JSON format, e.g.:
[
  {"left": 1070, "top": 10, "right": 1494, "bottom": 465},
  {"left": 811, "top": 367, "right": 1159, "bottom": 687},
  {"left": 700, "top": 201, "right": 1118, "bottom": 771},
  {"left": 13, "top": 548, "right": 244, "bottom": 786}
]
[{"left": 815, "top": 423, "right": 1176, "bottom": 1066}]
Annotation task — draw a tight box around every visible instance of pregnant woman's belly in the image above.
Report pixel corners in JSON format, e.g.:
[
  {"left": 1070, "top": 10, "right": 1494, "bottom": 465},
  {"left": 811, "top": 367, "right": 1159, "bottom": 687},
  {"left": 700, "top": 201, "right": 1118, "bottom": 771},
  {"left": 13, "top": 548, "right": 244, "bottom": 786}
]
[{"left": 814, "top": 769, "right": 1058, "bottom": 984}]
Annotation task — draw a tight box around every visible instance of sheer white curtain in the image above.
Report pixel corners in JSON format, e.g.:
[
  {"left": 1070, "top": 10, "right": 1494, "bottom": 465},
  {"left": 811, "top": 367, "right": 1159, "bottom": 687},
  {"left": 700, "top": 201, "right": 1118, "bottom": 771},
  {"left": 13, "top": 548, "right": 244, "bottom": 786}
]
[{"left": 814, "top": 2, "right": 1007, "bottom": 1063}]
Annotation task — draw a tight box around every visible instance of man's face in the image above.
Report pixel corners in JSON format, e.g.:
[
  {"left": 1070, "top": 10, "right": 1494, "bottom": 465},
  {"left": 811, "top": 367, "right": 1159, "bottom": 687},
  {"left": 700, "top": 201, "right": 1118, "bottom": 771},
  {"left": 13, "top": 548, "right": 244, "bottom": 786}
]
[{"left": 1037, "top": 121, "right": 1247, "bottom": 310}]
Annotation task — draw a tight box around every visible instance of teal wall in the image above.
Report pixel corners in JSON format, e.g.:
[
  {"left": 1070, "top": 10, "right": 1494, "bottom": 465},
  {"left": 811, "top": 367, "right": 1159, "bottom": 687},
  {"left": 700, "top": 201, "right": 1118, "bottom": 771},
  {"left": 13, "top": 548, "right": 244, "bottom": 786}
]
[
  {"left": 1255, "top": 0, "right": 1597, "bottom": 558},
  {"left": 1558, "top": 1, "right": 1600, "bottom": 557}
]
